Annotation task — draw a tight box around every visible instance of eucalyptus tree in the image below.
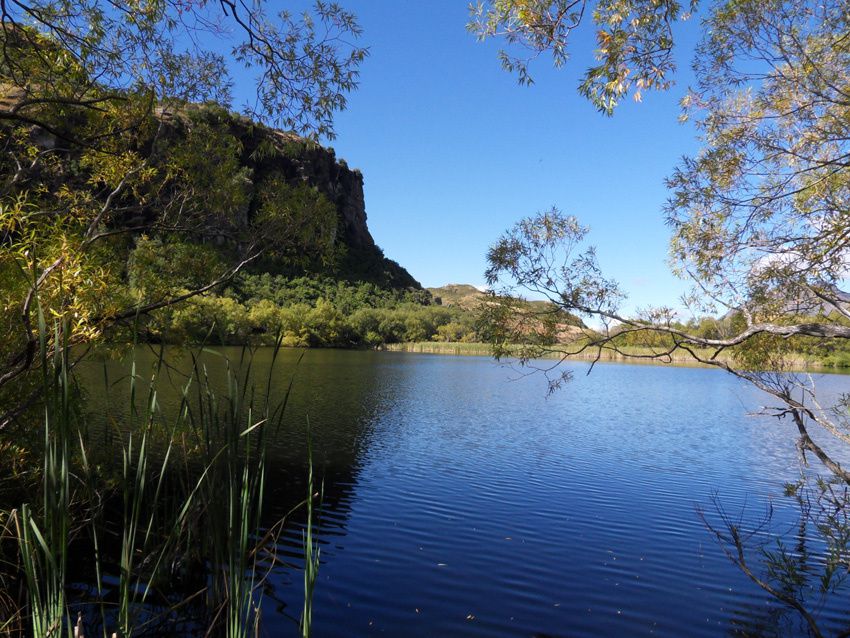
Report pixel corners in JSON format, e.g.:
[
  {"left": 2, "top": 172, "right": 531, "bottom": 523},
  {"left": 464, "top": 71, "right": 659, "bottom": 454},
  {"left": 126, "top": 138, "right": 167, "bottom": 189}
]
[
  {"left": 0, "top": 1, "right": 366, "bottom": 425},
  {"left": 478, "top": 1, "right": 850, "bottom": 632},
  {"left": 468, "top": 0, "right": 697, "bottom": 113},
  {"left": 483, "top": 0, "right": 850, "bottom": 482}
]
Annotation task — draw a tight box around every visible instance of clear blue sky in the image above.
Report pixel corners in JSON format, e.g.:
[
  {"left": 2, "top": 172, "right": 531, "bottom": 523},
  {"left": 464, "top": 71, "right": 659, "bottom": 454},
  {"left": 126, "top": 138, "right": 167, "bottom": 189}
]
[{"left": 241, "top": 2, "right": 705, "bottom": 315}]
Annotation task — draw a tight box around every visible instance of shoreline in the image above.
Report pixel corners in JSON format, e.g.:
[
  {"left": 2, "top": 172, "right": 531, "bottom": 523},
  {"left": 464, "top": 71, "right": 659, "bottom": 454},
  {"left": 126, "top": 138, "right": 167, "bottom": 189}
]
[
  {"left": 380, "top": 341, "right": 850, "bottom": 373},
  {"left": 89, "top": 341, "right": 850, "bottom": 374}
]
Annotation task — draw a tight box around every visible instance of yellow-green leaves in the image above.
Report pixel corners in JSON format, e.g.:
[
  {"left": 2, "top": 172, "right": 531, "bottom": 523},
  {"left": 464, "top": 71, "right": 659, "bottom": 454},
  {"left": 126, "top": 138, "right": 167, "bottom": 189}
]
[
  {"left": 666, "top": 0, "right": 850, "bottom": 304},
  {"left": 253, "top": 176, "right": 338, "bottom": 266},
  {"left": 470, "top": 0, "right": 695, "bottom": 113}
]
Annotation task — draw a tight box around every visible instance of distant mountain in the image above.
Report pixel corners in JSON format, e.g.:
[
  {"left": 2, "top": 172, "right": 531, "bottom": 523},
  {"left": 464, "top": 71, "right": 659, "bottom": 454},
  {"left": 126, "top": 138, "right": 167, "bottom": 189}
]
[
  {"left": 427, "top": 284, "right": 487, "bottom": 309},
  {"left": 428, "top": 284, "right": 587, "bottom": 333}
]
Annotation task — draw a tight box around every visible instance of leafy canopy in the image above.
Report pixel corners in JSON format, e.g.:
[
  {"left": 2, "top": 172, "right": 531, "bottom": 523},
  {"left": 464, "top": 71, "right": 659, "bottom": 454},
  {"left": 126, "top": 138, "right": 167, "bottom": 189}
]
[
  {"left": 469, "top": 0, "right": 697, "bottom": 113},
  {"left": 0, "top": 1, "right": 366, "bottom": 423}
]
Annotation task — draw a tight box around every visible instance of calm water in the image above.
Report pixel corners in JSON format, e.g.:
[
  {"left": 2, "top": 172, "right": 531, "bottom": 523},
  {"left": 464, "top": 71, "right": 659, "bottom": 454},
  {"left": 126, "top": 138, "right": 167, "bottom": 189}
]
[{"left": 79, "top": 348, "right": 850, "bottom": 636}]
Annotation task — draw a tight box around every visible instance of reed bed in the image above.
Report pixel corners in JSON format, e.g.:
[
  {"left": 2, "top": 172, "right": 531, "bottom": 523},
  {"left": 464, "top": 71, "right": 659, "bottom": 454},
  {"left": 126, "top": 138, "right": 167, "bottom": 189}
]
[
  {"left": 0, "top": 321, "right": 320, "bottom": 638},
  {"left": 381, "top": 341, "right": 843, "bottom": 371}
]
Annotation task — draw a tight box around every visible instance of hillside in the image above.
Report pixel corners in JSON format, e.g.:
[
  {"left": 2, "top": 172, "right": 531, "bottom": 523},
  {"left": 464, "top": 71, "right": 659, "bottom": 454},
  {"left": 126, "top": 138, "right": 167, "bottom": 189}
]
[
  {"left": 127, "top": 107, "right": 444, "bottom": 345},
  {"left": 429, "top": 284, "right": 586, "bottom": 330},
  {"left": 2, "top": 85, "right": 450, "bottom": 348},
  {"left": 427, "top": 284, "right": 487, "bottom": 309},
  {"left": 139, "top": 104, "right": 422, "bottom": 290}
]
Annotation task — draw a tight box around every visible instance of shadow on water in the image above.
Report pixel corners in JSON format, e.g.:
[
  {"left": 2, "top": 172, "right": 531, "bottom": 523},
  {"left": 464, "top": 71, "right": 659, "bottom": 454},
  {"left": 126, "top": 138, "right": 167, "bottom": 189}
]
[
  {"left": 69, "top": 347, "right": 850, "bottom": 637},
  {"left": 77, "top": 346, "right": 398, "bottom": 517},
  {"left": 73, "top": 346, "right": 409, "bottom": 631}
]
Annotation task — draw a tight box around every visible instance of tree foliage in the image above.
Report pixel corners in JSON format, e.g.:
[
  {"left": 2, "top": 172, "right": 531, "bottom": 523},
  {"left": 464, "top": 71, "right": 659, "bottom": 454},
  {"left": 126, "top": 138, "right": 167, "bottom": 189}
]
[
  {"left": 482, "top": 0, "right": 850, "bottom": 630},
  {"left": 0, "top": 0, "right": 366, "bottom": 137},
  {"left": 141, "top": 274, "right": 480, "bottom": 347},
  {"left": 667, "top": 0, "right": 850, "bottom": 321},
  {"left": 0, "top": 1, "right": 366, "bottom": 426},
  {"left": 468, "top": 0, "right": 697, "bottom": 113}
]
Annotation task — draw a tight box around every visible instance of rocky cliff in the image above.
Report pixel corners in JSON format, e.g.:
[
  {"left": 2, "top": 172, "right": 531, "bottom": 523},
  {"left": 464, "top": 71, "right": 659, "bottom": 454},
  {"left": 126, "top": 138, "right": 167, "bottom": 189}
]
[
  {"left": 259, "top": 133, "right": 374, "bottom": 251},
  {"left": 163, "top": 105, "right": 420, "bottom": 289}
]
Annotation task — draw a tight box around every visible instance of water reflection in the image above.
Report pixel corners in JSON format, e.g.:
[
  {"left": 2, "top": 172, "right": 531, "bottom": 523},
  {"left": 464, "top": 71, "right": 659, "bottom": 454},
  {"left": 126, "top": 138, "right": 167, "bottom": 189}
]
[
  {"left": 77, "top": 345, "right": 404, "bottom": 526},
  {"left": 74, "top": 349, "right": 850, "bottom": 637}
]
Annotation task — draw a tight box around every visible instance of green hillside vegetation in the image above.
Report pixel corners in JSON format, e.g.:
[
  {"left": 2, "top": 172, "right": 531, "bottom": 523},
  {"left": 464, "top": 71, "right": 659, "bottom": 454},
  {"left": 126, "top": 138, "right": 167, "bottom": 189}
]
[
  {"left": 141, "top": 280, "right": 601, "bottom": 349},
  {"left": 145, "top": 275, "right": 484, "bottom": 346},
  {"left": 606, "top": 311, "right": 850, "bottom": 369}
]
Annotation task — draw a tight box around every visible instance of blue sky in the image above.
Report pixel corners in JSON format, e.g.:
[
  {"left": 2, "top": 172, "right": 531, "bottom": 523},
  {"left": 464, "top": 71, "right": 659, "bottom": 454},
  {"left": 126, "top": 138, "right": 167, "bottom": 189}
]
[{"left": 238, "top": 2, "right": 706, "bottom": 315}]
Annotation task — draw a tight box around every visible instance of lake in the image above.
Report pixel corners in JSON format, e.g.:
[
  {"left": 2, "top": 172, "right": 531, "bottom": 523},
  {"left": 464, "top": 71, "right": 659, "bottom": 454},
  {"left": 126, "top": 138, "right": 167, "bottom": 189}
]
[{"left": 78, "top": 348, "right": 850, "bottom": 636}]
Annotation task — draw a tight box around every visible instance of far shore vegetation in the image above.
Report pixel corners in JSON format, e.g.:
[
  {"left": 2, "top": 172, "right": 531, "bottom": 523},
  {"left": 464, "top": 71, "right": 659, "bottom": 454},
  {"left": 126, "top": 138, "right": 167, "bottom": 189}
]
[
  {"left": 114, "top": 278, "right": 850, "bottom": 371},
  {"left": 144, "top": 277, "right": 850, "bottom": 372},
  {"left": 381, "top": 341, "right": 850, "bottom": 371}
]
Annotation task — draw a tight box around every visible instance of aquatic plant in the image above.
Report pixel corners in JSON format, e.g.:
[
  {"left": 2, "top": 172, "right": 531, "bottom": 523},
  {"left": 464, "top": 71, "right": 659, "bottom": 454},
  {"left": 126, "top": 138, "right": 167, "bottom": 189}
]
[
  {"left": 300, "top": 430, "right": 321, "bottom": 638},
  {"left": 2, "top": 322, "right": 317, "bottom": 637}
]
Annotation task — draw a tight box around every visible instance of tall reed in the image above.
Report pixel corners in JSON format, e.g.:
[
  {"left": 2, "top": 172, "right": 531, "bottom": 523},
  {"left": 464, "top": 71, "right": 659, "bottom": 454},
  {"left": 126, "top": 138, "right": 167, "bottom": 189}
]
[
  {"left": 187, "top": 350, "right": 272, "bottom": 638},
  {"left": 300, "top": 429, "right": 321, "bottom": 638},
  {"left": 15, "top": 311, "right": 71, "bottom": 637},
  {"left": 4, "top": 321, "right": 317, "bottom": 637}
]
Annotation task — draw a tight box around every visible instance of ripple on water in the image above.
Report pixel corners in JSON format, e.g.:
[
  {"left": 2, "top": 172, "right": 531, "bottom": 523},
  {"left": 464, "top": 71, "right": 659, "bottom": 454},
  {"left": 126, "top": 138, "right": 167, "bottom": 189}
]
[{"left": 77, "top": 349, "right": 850, "bottom": 637}]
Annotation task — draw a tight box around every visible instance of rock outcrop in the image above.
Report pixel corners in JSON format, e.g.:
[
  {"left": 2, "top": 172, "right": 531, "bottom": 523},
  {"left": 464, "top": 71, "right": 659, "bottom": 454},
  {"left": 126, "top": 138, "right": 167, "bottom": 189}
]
[
  {"left": 160, "top": 104, "right": 421, "bottom": 289},
  {"left": 262, "top": 132, "right": 375, "bottom": 251}
]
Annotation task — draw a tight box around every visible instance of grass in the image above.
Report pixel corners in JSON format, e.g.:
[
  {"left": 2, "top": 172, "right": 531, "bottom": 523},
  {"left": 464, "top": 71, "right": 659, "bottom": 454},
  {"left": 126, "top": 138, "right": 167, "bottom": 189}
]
[
  {"left": 1, "top": 322, "right": 321, "bottom": 637},
  {"left": 381, "top": 341, "right": 850, "bottom": 371}
]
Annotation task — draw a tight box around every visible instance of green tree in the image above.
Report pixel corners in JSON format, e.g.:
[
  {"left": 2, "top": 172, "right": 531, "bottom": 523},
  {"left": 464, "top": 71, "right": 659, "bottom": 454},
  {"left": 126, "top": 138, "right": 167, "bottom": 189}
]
[
  {"left": 0, "top": 1, "right": 366, "bottom": 426},
  {"left": 252, "top": 177, "right": 339, "bottom": 266},
  {"left": 305, "top": 297, "right": 348, "bottom": 345},
  {"left": 481, "top": 1, "right": 850, "bottom": 631}
]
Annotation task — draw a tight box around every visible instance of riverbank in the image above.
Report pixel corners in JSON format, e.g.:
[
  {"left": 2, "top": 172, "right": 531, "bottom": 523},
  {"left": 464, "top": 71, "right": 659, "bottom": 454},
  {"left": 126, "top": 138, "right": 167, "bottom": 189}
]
[{"left": 380, "top": 341, "right": 850, "bottom": 371}]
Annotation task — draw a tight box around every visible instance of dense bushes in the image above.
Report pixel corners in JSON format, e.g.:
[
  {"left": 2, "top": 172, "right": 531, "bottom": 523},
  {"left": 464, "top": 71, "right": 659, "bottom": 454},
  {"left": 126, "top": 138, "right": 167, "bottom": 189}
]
[
  {"left": 234, "top": 273, "right": 432, "bottom": 311},
  {"left": 145, "top": 275, "right": 480, "bottom": 346}
]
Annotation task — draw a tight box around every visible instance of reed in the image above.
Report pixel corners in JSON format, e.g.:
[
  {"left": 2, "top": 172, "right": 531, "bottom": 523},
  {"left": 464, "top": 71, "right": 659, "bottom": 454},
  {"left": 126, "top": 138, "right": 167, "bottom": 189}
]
[
  {"left": 14, "top": 311, "right": 72, "bottom": 638},
  {"left": 300, "top": 429, "right": 321, "bottom": 638},
  {"left": 0, "top": 507, "right": 23, "bottom": 637},
  {"left": 3, "top": 323, "right": 318, "bottom": 637},
  {"left": 187, "top": 350, "right": 272, "bottom": 638},
  {"left": 381, "top": 341, "right": 841, "bottom": 372}
]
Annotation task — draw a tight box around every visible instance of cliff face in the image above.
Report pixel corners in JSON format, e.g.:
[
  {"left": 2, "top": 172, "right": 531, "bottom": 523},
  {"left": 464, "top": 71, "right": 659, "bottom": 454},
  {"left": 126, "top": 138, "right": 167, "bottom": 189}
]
[
  {"left": 260, "top": 133, "right": 420, "bottom": 289},
  {"left": 160, "top": 105, "right": 421, "bottom": 289},
  {"left": 11, "top": 93, "right": 421, "bottom": 289},
  {"left": 263, "top": 133, "right": 375, "bottom": 251}
]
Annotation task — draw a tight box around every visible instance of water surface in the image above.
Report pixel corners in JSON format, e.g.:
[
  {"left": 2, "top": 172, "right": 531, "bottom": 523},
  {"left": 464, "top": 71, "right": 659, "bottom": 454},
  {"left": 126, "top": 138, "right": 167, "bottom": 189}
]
[{"left": 80, "top": 348, "right": 850, "bottom": 636}]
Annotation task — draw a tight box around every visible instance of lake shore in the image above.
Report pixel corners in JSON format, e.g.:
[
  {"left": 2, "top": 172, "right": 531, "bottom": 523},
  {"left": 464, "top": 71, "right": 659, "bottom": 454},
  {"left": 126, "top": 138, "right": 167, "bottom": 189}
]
[{"left": 380, "top": 341, "right": 850, "bottom": 372}]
